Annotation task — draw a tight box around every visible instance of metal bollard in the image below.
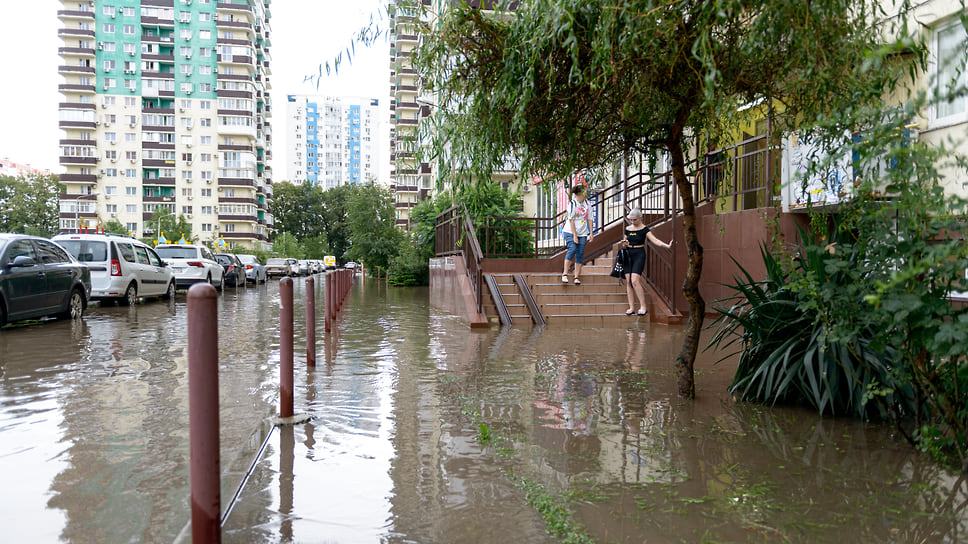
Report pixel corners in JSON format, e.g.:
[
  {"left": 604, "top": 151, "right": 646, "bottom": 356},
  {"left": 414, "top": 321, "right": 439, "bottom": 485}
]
[
  {"left": 279, "top": 277, "right": 294, "bottom": 418},
  {"left": 187, "top": 283, "right": 221, "bottom": 544},
  {"left": 306, "top": 276, "right": 316, "bottom": 367},
  {"left": 324, "top": 272, "right": 332, "bottom": 333}
]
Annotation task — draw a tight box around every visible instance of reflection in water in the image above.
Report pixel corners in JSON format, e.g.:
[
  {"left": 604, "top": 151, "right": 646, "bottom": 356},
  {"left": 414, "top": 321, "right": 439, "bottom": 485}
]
[{"left": 3, "top": 278, "right": 968, "bottom": 543}]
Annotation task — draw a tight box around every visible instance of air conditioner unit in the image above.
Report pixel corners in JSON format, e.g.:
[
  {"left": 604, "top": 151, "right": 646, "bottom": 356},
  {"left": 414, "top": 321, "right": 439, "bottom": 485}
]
[
  {"left": 130, "top": 159, "right": 137, "bottom": 163},
  {"left": 110, "top": 140, "right": 116, "bottom": 145},
  {"left": 95, "top": 120, "right": 101, "bottom": 126},
  {"left": 187, "top": 125, "right": 192, "bottom": 130},
  {"left": 212, "top": 68, "right": 217, "bottom": 73},
  {"left": 179, "top": 107, "right": 185, "bottom": 112},
  {"left": 129, "top": 122, "right": 137, "bottom": 128},
  {"left": 206, "top": 179, "right": 212, "bottom": 184},
  {"left": 186, "top": 178, "right": 192, "bottom": 182},
  {"left": 217, "top": 187, "right": 223, "bottom": 191},
  {"left": 521, "top": 185, "right": 531, "bottom": 193},
  {"left": 111, "top": 158, "right": 117, "bottom": 163},
  {"left": 104, "top": 121, "right": 112, "bottom": 126},
  {"left": 187, "top": 160, "right": 193, "bottom": 165},
  {"left": 111, "top": 212, "right": 117, "bottom": 217},
  {"left": 100, "top": 169, "right": 106, "bottom": 174},
  {"left": 97, "top": 42, "right": 103, "bottom": 50},
  {"left": 186, "top": 90, "right": 192, "bottom": 95},
  {"left": 105, "top": 194, "right": 111, "bottom": 199},
  {"left": 187, "top": 213, "right": 193, "bottom": 218},
  {"left": 187, "top": 196, "right": 193, "bottom": 200},
  {"left": 186, "top": 143, "right": 192, "bottom": 148},
  {"left": 129, "top": 51, "right": 135, "bottom": 56},
  {"left": 102, "top": 85, "right": 108, "bottom": 90}
]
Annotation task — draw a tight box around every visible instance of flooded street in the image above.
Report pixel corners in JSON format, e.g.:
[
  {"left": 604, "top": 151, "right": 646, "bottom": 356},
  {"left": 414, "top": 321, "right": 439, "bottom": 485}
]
[{"left": 2, "top": 277, "right": 967, "bottom": 543}]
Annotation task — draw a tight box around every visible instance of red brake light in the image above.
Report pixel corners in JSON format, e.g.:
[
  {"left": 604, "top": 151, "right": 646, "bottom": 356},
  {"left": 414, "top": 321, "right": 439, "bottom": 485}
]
[
  {"left": 245, "top": 264, "right": 253, "bottom": 270},
  {"left": 187, "top": 261, "right": 204, "bottom": 268},
  {"left": 110, "top": 259, "right": 121, "bottom": 276},
  {"left": 227, "top": 265, "right": 236, "bottom": 273}
]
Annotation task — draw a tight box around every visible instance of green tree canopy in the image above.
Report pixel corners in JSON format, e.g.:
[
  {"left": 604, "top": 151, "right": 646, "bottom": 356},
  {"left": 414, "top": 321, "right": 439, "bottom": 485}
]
[
  {"left": 0, "top": 174, "right": 63, "bottom": 237},
  {"left": 412, "top": 0, "right": 920, "bottom": 398},
  {"left": 345, "top": 183, "right": 404, "bottom": 272}
]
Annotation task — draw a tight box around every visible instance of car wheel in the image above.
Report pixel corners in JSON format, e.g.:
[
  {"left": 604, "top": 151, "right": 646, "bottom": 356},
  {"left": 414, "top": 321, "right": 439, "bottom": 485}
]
[
  {"left": 164, "top": 281, "right": 176, "bottom": 300},
  {"left": 214, "top": 273, "right": 224, "bottom": 292},
  {"left": 121, "top": 283, "right": 138, "bottom": 306},
  {"left": 58, "top": 289, "right": 85, "bottom": 320}
]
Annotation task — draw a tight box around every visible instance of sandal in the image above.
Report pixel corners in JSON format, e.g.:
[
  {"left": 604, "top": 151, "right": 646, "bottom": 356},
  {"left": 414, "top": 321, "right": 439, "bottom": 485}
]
[
  {"left": 561, "top": 275, "right": 569, "bottom": 283},
  {"left": 625, "top": 308, "right": 635, "bottom": 316},
  {"left": 574, "top": 277, "right": 581, "bottom": 285},
  {"left": 637, "top": 308, "right": 648, "bottom": 316}
]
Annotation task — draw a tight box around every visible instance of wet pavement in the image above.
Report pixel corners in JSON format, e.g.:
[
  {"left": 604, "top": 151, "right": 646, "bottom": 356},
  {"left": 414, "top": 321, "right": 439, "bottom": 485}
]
[{"left": 2, "top": 276, "right": 968, "bottom": 543}]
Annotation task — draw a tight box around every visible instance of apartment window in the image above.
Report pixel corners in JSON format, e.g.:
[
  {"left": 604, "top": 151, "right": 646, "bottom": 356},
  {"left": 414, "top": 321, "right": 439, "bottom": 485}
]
[
  {"left": 126, "top": 187, "right": 137, "bottom": 196},
  {"left": 105, "top": 169, "right": 118, "bottom": 177},
  {"left": 126, "top": 222, "right": 137, "bottom": 232},
  {"left": 201, "top": 171, "right": 213, "bottom": 180},
  {"left": 179, "top": 11, "right": 191, "bottom": 23},
  {"left": 180, "top": 64, "right": 192, "bottom": 75},
  {"left": 123, "top": 25, "right": 136, "bottom": 35},
  {"left": 200, "top": 153, "right": 212, "bottom": 163},
  {"left": 104, "top": 78, "right": 116, "bottom": 88},
  {"left": 200, "top": 101, "right": 212, "bottom": 110},
  {"left": 200, "top": 47, "right": 213, "bottom": 58},
  {"left": 182, "top": 153, "right": 193, "bottom": 162},
  {"left": 180, "top": 29, "right": 192, "bottom": 40},
  {"left": 199, "top": 83, "right": 211, "bottom": 92},
  {"left": 201, "top": 188, "right": 212, "bottom": 197},
  {"left": 105, "top": 186, "right": 118, "bottom": 195},
  {"left": 200, "top": 118, "right": 211, "bottom": 127},
  {"left": 199, "top": 13, "right": 211, "bottom": 22},
  {"left": 223, "top": 189, "right": 235, "bottom": 197},
  {"left": 104, "top": 132, "right": 117, "bottom": 143},
  {"left": 125, "top": 151, "right": 137, "bottom": 160},
  {"left": 201, "top": 223, "right": 213, "bottom": 232},
  {"left": 199, "top": 65, "right": 212, "bottom": 75},
  {"left": 123, "top": 43, "right": 136, "bottom": 55},
  {"left": 935, "top": 19, "right": 968, "bottom": 121},
  {"left": 103, "top": 42, "right": 116, "bottom": 52},
  {"left": 180, "top": 99, "right": 192, "bottom": 110},
  {"left": 180, "top": 46, "right": 191, "bottom": 57},
  {"left": 182, "top": 171, "right": 193, "bottom": 180},
  {"left": 181, "top": 117, "right": 192, "bottom": 128},
  {"left": 122, "top": 7, "right": 135, "bottom": 16},
  {"left": 181, "top": 206, "right": 193, "bottom": 214},
  {"left": 126, "top": 204, "right": 137, "bottom": 213},
  {"left": 102, "top": 6, "right": 115, "bottom": 16},
  {"left": 199, "top": 30, "right": 211, "bottom": 40},
  {"left": 106, "top": 204, "right": 118, "bottom": 214},
  {"left": 103, "top": 60, "right": 115, "bottom": 71},
  {"left": 223, "top": 223, "right": 235, "bottom": 233},
  {"left": 124, "top": 97, "right": 137, "bottom": 106},
  {"left": 181, "top": 135, "right": 193, "bottom": 146},
  {"left": 182, "top": 187, "right": 193, "bottom": 196},
  {"left": 125, "top": 79, "right": 136, "bottom": 91},
  {"left": 103, "top": 23, "right": 115, "bottom": 33},
  {"left": 201, "top": 206, "right": 213, "bottom": 215},
  {"left": 200, "top": 136, "right": 212, "bottom": 145},
  {"left": 104, "top": 150, "right": 117, "bottom": 160},
  {"left": 125, "top": 169, "right": 137, "bottom": 177},
  {"left": 125, "top": 132, "right": 137, "bottom": 142},
  {"left": 181, "top": 82, "right": 193, "bottom": 93}
]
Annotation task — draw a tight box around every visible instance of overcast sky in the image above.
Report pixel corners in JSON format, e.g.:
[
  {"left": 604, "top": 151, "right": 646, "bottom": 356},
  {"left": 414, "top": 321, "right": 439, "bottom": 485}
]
[{"left": 0, "top": 0, "right": 391, "bottom": 182}]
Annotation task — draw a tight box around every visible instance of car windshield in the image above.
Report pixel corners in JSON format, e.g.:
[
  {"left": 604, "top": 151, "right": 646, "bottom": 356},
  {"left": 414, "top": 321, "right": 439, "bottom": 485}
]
[
  {"left": 156, "top": 247, "right": 198, "bottom": 259},
  {"left": 267, "top": 258, "right": 287, "bottom": 265},
  {"left": 57, "top": 240, "right": 108, "bottom": 262},
  {"left": 238, "top": 255, "right": 257, "bottom": 264},
  {"left": 216, "top": 255, "right": 233, "bottom": 265}
]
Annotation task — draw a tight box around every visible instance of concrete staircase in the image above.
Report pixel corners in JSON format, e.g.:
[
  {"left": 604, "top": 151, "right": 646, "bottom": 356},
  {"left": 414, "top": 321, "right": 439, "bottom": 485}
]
[{"left": 483, "top": 253, "right": 652, "bottom": 327}]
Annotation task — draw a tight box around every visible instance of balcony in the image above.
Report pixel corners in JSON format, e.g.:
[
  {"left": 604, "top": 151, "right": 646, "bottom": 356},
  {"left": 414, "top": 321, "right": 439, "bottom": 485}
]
[
  {"left": 59, "top": 173, "right": 98, "bottom": 184},
  {"left": 59, "top": 120, "right": 97, "bottom": 130},
  {"left": 58, "top": 28, "right": 95, "bottom": 39},
  {"left": 59, "top": 102, "right": 96, "bottom": 111},
  {"left": 59, "top": 156, "right": 97, "bottom": 166},
  {"left": 59, "top": 65, "right": 95, "bottom": 74},
  {"left": 58, "top": 47, "right": 95, "bottom": 58},
  {"left": 217, "top": 2, "right": 254, "bottom": 14},
  {"left": 57, "top": 10, "right": 95, "bottom": 21}
]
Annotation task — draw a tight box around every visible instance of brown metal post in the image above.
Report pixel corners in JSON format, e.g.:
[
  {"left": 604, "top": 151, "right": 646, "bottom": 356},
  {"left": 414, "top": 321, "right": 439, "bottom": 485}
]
[
  {"left": 335, "top": 270, "right": 342, "bottom": 313},
  {"left": 279, "top": 277, "right": 294, "bottom": 418},
  {"left": 306, "top": 276, "right": 316, "bottom": 367},
  {"left": 187, "top": 283, "right": 221, "bottom": 544},
  {"left": 324, "top": 273, "right": 332, "bottom": 332}
]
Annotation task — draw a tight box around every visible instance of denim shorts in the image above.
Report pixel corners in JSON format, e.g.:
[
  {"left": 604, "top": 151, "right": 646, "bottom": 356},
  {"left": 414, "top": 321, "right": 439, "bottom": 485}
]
[{"left": 563, "top": 232, "right": 587, "bottom": 263}]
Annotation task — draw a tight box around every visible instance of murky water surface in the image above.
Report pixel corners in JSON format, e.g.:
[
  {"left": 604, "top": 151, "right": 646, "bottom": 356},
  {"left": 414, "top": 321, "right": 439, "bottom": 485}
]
[{"left": 1, "top": 277, "right": 966, "bottom": 543}]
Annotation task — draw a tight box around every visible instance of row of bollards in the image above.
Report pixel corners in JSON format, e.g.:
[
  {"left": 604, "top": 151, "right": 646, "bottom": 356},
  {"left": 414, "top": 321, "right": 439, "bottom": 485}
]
[{"left": 186, "top": 268, "right": 356, "bottom": 543}]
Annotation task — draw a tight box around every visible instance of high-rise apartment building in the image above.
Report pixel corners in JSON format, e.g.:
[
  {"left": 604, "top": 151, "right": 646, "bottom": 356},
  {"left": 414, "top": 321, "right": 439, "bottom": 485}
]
[
  {"left": 388, "top": 1, "right": 431, "bottom": 229},
  {"left": 57, "top": 0, "right": 273, "bottom": 249},
  {"left": 285, "top": 94, "right": 381, "bottom": 188}
]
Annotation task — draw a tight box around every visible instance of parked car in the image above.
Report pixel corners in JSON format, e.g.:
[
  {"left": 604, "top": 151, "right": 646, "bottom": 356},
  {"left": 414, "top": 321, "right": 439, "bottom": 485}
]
[
  {"left": 265, "top": 258, "right": 295, "bottom": 277},
  {"left": 54, "top": 233, "right": 175, "bottom": 305},
  {"left": 0, "top": 233, "right": 91, "bottom": 327},
  {"left": 344, "top": 261, "right": 358, "bottom": 270},
  {"left": 296, "top": 259, "right": 312, "bottom": 276},
  {"left": 154, "top": 244, "right": 224, "bottom": 291},
  {"left": 214, "top": 253, "right": 245, "bottom": 288},
  {"left": 236, "top": 254, "right": 267, "bottom": 284}
]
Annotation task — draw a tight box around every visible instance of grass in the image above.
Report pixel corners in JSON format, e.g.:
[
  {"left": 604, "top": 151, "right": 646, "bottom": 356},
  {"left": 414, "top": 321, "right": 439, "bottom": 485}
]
[{"left": 509, "top": 472, "right": 595, "bottom": 544}]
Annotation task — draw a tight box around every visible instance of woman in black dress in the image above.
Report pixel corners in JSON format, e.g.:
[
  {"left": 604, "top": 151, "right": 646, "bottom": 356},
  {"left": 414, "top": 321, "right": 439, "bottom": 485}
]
[{"left": 621, "top": 209, "right": 672, "bottom": 315}]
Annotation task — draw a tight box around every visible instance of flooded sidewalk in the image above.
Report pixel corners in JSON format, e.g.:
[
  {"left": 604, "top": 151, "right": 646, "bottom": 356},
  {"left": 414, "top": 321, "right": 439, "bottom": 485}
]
[{"left": 218, "top": 282, "right": 968, "bottom": 543}]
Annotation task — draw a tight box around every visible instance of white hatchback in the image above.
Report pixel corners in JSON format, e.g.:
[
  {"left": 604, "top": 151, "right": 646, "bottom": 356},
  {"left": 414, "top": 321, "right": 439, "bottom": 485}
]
[
  {"left": 53, "top": 233, "right": 176, "bottom": 305},
  {"left": 154, "top": 244, "right": 225, "bottom": 291}
]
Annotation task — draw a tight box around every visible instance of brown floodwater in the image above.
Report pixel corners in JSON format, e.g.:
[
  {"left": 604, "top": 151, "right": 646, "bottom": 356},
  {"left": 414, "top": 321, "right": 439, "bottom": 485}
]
[{"left": 1, "top": 277, "right": 966, "bottom": 543}]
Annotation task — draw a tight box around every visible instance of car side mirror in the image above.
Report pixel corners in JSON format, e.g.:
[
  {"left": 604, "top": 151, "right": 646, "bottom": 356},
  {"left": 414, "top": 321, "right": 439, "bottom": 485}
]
[{"left": 9, "top": 255, "right": 37, "bottom": 268}]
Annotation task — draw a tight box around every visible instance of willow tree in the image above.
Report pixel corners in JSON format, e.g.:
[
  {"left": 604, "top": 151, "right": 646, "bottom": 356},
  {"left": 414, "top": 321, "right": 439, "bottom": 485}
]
[{"left": 410, "top": 0, "right": 918, "bottom": 398}]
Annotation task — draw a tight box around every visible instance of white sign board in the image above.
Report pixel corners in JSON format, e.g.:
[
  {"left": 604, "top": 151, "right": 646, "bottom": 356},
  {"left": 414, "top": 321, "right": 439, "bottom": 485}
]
[{"left": 781, "top": 133, "right": 853, "bottom": 212}]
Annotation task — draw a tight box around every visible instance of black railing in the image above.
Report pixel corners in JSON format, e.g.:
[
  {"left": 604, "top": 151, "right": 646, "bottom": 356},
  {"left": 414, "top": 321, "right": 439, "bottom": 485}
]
[{"left": 435, "top": 139, "right": 776, "bottom": 316}]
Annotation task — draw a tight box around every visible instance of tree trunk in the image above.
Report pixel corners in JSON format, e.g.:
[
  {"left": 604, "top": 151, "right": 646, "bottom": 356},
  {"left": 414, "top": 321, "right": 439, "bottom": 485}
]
[{"left": 668, "top": 127, "right": 704, "bottom": 400}]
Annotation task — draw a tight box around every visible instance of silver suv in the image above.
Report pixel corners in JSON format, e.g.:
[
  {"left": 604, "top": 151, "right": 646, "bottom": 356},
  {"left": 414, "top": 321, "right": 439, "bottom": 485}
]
[
  {"left": 53, "top": 233, "right": 175, "bottom": 305},
  {"left": 155, "top": 244, "right": 225, "bottom": 291}
]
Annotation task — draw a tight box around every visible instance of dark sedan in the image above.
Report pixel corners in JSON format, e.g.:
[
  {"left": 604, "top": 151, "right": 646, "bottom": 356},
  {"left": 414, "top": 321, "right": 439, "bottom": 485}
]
[
  {"left": 215, "top": 253, "right": 246, "bottom": 288},
  {"left": 0, "top": 233, "right": 92, "bottom": 327}
]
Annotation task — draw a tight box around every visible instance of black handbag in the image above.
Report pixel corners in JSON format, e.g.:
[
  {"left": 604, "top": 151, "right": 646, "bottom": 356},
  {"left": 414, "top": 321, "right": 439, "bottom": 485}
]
[{"left": 610, "top": 248, "right": 630, "bottom": 279}]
